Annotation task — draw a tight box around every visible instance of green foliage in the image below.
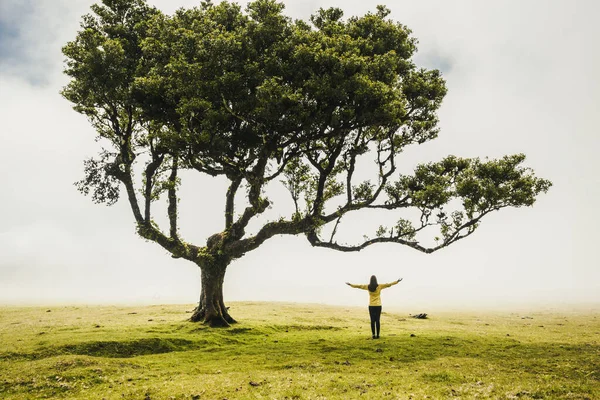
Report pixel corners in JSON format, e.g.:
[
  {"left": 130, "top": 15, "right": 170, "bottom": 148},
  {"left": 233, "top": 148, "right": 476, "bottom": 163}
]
[
  {"left": 394, "top": 218, "right": 416, "bottom": 240},
  {"left": 62, "top": 0, "right": 448, "bottom": 218},
  {"left": 62, "top": 0, "right": 159, "bottom": 145},
  {"left": 323, "top": 176, "right": 345, "bottom": 203},
  {"left": 130, "top": 0, "right": 428, "bottom": 178},
  {"left": 281, "top": 157, "right": 311, "bottom": 213},
  {"left": 74, "top": 151, "right": 121, "bottom": 205},
  {"left": 353, "top": 180, "right": 375, "bottom": 202},
  {"left": 375, "top": 225, "right": 387, "bottom": 237},
  {"left": 380, "top": 154, "right": 551, "bottom": 244},
  {"left": 389, "top": 154, "right": 552, "bottom": 217},
  {"left": 62, "top": 0, "right": 551, "bottom": 266}
]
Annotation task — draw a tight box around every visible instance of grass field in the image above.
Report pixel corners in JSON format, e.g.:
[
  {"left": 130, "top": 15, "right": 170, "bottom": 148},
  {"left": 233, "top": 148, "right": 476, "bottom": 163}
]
[{"left": 0, "top": 302, "right": 598, "bottom": 399}]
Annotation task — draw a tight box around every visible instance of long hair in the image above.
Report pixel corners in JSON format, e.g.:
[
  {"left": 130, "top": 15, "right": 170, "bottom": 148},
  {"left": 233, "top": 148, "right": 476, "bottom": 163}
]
[{"left": 368, "top": 275, "right": 378, "bottom": 292}]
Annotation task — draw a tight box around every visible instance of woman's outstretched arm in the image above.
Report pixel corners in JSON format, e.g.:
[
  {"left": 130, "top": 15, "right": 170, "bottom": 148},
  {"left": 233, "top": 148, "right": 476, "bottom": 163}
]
[
  {"left": 380, "top": 278, "right": 403, "bottom": 289},
  {"left": 346, "top": 282, "right": 368, "bottom": 290}
]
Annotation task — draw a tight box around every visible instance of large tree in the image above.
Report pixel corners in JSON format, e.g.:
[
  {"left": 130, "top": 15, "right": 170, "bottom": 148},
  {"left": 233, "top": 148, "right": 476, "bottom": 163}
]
[{"left": 62, "top": 0, "right": 551, "bottom": 326}]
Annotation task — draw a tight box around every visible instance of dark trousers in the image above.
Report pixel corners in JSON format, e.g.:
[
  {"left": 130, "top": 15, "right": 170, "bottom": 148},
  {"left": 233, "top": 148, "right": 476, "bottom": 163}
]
[{"left": 368, "top": 306, "right": 382, "bottom": 336}]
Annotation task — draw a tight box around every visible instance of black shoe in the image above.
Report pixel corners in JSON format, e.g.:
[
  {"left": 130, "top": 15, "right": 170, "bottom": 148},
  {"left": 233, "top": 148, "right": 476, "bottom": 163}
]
[{"left": 372, "top": 335, "right": 376, "bottom": 339}]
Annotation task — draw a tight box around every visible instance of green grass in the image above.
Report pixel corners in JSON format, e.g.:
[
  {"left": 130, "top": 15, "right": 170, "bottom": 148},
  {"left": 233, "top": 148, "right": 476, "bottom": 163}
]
[{"left": 0, "top": 302, "right": 598, "bottom": 399}]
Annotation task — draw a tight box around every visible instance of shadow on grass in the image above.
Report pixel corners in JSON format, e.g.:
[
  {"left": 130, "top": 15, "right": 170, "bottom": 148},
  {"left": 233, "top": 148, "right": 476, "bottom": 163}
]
[{"left": 1, "top": 337, "right": 206, "bottom": 360}]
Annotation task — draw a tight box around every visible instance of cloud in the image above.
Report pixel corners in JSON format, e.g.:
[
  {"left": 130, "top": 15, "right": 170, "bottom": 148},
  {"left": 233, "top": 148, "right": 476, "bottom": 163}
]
[{"left": 0, "top": 0, "right": 93, "bottom": 86}]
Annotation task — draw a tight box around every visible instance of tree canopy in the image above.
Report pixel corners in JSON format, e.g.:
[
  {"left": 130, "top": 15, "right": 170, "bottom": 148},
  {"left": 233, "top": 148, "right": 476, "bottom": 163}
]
[{"left": 62, "top": 0, "right": 551, "bottom": 326}]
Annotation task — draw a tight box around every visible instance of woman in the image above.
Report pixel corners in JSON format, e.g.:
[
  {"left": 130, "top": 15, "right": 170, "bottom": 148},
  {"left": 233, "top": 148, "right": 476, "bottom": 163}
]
[{"left": 346, "top": 276, "right": 402, "bottom": 339}]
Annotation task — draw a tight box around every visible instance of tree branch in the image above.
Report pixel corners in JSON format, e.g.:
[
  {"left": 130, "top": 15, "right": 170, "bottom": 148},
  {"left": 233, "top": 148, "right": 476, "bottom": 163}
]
[
  {"left": 226, "top": 153, "right": 270, "bottom": 241},
  {"left": 118, "top": 164, "right": 144, "bottom": 224},
  {"left": 114, "top": 151, "right": 200, "bottom": 261},
  {"left": 264, "top": 147, "right": 301, "bottom": 182},
  {"left": 225, "top": 177, "right": 242, "bottom": 230},
  {"left": 329, "top": 214, "right": 343, "bottom": 243},
  {"left": 167, "top": 156, "right": 179, "bottom": 239},
  {"left": 307, "top": 212, "right": 482, "bottom": 255},
  {"left": 345, "top": 128, "right": 364, "bottom": 204},
  {"left": 144, "top": 151, "right": 165, "bottom": 224},
  {"left": 225, "top": 217, "right": 314, "bottom": 258},
  {"left": 189, "top": 154, "right": 226, "bottom": 177},
  {"left": 311, "top": 136, "right": 345, "bottom": 215},
  {"left": 307, "top": 232, "right": 433, "bottom": 254}
]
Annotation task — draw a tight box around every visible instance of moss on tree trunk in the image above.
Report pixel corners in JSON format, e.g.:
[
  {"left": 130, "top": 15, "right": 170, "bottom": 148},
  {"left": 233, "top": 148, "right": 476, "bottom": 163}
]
[{"left": 190, "top": 263, "right": 236, "bottom": 327}]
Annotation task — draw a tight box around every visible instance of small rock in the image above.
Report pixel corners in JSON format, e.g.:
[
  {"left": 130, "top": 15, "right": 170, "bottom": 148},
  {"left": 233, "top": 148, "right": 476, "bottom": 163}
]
[
  {"left": 46, "top": 310, "right": 51, "bottom": 313},
  {"left": 342, "top": 360, "right": 351, "bottom": 365},
  {"left": 249, "top": 381, "right": 261, "bottom": 387},
  {"left": 148, "top": 319, "right": 153, "bottom": 322},
  {"left": 191, "top": 395, "right": 201, "bottom": 400},
  {"left": 375, "top": 348, "right": 383, "bottom": 353},
  {"left": 410, "top": 333, "right": 416, "bottom": 337},
  {"left": 506, "top": 334, "right": 510, "bottom": 336}
]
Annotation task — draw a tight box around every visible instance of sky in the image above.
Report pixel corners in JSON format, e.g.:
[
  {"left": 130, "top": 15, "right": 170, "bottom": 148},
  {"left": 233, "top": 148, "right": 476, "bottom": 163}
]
[{"left": 0, "top": 0, "right": 599, "bottom": 312}]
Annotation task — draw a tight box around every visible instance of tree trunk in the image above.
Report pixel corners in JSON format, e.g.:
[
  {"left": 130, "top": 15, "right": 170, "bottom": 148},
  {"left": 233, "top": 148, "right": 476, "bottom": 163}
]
[{"left": 190, "top": 262, "right": 236, "bottom": 327}]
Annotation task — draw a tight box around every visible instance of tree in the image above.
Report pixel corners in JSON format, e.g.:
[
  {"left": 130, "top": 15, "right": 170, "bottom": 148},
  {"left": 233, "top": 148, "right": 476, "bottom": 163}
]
[{"left": 62, "top": 0, "right": 551, "bottom": 327}]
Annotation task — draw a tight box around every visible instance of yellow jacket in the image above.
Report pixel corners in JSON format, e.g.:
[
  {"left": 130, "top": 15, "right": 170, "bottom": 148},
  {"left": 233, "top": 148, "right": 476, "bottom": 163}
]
[{"left": 349, "top": 281, "right": 399, "bottom": 306}]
